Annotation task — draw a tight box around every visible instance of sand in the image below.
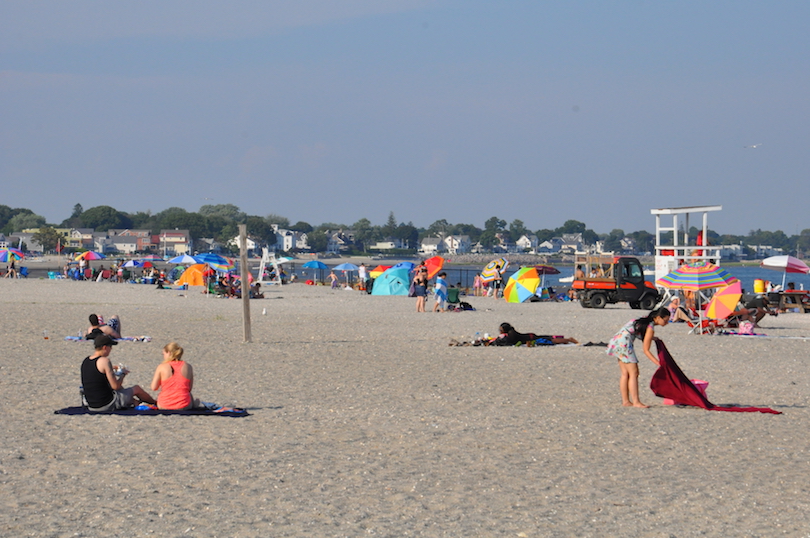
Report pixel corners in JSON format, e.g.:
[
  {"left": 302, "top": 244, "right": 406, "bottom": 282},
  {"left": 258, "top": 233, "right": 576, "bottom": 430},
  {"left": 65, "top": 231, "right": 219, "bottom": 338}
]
[{"left": 1, "top": 278, "right": 809, "bottom": 537}]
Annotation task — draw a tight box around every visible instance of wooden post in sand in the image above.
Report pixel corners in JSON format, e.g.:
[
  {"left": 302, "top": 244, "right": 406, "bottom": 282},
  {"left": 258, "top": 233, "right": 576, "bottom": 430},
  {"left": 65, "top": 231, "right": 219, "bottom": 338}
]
[{"left": 238, "top": 224, "right": 252, "bottom": 343}]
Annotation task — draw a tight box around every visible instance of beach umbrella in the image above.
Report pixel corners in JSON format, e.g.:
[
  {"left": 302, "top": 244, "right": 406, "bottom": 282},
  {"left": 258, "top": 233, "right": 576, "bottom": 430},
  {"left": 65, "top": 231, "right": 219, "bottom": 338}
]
[
  {"left": 424, "top": 256, "right": 445, "bottom": 279},
  {"left": 706, "top": 281, "right": 743, "bottom": 320},
  {"left": 655, "top": 262, "right": 738, "bottom": 291},
  {"left": 503, "top": 267, "right": 541, "bottom": 303},
  {"left": 760, "top": 255, "right": 810, "bottom": 289},
  {"left": 167, "top": 254, "right": 198, "bottom": 264},
  {"left": 75, "top": 251, "right": 106, "bottom": 261},
  {"left": 121, "top": 260, "right": 143, "bottom": 268},
  {"left": 194, "top": 253, "right": 234, "bottom": 272},
  {"left": 333, "top": 262, "right": 358, "bottom": 285},
  {"left": 481, "top": 257, "right": 509, "bottom": 283},
  {"left": 140, "top": 254, "right": 164, "bottom": 261},
  {"left": 534, "top": 264, "right": 560, "bottom": 291},
  {"left": 657, "top": 262, "right": 738, "bottom": 335},
  {"left": 302, "top": 260, "right": 328, "bottom": 282},
  {"left": 0, "top": 248, "right": 24, "bottom": 262},
  {"left": 276, "top": 256, "right": 296, "bottom": 263}
]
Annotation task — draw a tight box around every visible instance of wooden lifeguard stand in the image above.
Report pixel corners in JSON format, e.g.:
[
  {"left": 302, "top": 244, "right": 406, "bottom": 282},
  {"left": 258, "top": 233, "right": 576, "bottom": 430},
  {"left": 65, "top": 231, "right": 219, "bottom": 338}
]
[
  {"left": 651, "top": 205, "right": 723, "bottom": 283},
  {"left": 257, "top": 247, "right": 283, "bottom": 285}
]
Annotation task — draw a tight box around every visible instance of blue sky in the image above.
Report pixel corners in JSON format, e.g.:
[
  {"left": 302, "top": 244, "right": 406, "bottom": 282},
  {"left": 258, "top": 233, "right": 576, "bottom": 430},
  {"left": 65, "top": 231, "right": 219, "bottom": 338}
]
[{"left": 2, "top": 1, "right": 808, "bottom": 235}]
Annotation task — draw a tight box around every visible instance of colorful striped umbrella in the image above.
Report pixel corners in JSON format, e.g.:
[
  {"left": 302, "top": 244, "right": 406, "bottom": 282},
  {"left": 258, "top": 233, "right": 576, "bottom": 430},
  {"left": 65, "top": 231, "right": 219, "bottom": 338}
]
[
  {"left": 75, "top": 251, "right": 106, "bottom": 261},
  {"left": 0, "top": 248, "right": 24, "bottom": 262},
  {"left": 706, "top": 281, "right": 743, "bottom": 320},
  {"left": 503, "top": 267, "right": 540, "bottom": 303},
  {"left": 481, "top": 257, "right": 509, "bottom": 283},
  {"left": 655, "top": 262, "right": 737, "bottom": 291}
]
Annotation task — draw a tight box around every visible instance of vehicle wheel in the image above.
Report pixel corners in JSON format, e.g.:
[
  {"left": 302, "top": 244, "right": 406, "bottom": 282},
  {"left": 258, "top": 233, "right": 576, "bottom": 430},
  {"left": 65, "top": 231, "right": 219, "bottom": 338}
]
[
  {"left": 639, "top": 295, "right": 656, "bottom": 310},
  {"left": 629, "top": 301, "right": 641, "bottom": 309},
  {"left": 590, "top": 293, "right": 607, "bottom": 309},
  {"left": 578, "top": 292, "right": 591, "bottom": 308}
]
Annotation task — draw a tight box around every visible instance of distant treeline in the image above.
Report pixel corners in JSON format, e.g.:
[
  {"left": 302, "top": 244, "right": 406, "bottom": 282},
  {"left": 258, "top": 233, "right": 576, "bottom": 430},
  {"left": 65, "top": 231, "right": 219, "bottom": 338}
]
[{"left": 1, "top": 203, "right": 808, "bottom": 256}]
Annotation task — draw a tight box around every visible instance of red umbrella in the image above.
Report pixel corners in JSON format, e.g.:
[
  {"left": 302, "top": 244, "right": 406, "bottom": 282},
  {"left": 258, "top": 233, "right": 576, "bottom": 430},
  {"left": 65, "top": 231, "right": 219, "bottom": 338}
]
[{"left": 424, "top": 256, "right": 445, "bottom": 279}]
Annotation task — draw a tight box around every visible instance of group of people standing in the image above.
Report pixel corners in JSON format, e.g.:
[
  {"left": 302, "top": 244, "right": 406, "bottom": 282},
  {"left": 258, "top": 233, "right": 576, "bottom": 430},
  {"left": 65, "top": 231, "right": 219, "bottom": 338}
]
[
  {"left": 412, "top": 261, "right": 450, "bottom": 312},
  {"left": 80, "top": 313, "right": 199, "bottom": 412}
]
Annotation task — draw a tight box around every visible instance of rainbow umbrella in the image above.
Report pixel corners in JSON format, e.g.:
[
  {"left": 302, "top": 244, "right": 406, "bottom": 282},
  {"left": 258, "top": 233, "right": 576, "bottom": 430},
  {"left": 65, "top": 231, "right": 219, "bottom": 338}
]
[
  {"left": 706, "top": 281, "right": 743, "bottom": 320},
  {"left": 655, "top": 262, "right": 737, "bottom": 291},
  {"left": 0, "top": 248, "right": 24, "bottom": 262},
  {"left": 194, "top": 253, "right": 234, "bottom": 272},
  {"left": 75, "top": 251, "right": 106, "bottom": 261},
  {"left": 481, "top": 257, "right": 509, "bottom": 283},
  {"left": 503, "top": 267, "right": 541, "bottom": 303}
]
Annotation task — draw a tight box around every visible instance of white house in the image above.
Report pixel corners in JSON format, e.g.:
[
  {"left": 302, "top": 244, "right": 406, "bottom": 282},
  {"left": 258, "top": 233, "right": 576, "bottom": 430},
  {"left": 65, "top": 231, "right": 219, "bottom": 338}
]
[
  {"left": 372, "top": 238, "right": 408, "bottom": 250},
  {"left": 228, "top": 235, "right": 259, "bottom": 256},
  {"left": 419, "top": 237, "right": 444, "bottom": 254},
  {"left": 515, "top": 234, "right": 539, "bottom": 253},
  {"left": 270, "top": 224, "right": 308, "bottom": 252},
  {"left": 443, "top": 235, "right": 470, "bottom": 254},
  {"left": 748, "top": 245, "right": 783, "bottom": 258}
]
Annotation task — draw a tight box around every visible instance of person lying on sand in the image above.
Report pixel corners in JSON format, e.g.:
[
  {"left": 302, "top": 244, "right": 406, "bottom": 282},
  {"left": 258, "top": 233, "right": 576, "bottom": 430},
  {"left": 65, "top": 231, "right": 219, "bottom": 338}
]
[
  {"left": 85, "top": 313, "right": 122, "bottom": 340},
  {"left": 489, "top": 322, "right": 579, "bottom": 346}
]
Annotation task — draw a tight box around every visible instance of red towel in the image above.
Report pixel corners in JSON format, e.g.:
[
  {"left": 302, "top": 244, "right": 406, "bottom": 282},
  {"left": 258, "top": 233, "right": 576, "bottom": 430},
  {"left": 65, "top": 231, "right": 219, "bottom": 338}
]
[{"left": 650, "top": 340, "right": 781, "bottom": 414}]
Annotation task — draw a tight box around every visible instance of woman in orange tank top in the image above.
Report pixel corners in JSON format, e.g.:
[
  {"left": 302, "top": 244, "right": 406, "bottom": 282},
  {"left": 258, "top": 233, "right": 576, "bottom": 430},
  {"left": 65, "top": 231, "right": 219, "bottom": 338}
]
[{"left": 151, "top": 342, "right": 196, "bottom": 410}]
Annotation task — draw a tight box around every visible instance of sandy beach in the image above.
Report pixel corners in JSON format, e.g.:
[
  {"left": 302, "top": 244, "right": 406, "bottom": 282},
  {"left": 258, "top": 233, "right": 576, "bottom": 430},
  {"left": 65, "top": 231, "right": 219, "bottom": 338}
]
[{"left": 1, "top": 278, "right": 809, "bottom": 537}]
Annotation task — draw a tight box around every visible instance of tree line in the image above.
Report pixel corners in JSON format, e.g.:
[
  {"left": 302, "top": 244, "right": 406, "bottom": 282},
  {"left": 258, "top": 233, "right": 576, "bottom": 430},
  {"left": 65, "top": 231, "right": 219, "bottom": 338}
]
[{"left": 1, "top": 203, "right": 808, "bottom": 256}]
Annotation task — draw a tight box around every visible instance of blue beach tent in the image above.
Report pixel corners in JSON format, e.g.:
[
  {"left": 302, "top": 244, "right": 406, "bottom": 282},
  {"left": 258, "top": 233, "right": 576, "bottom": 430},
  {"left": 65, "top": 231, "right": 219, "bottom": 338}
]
[{"left": 371, "top": 267, "right": 411, "bottom": 296}]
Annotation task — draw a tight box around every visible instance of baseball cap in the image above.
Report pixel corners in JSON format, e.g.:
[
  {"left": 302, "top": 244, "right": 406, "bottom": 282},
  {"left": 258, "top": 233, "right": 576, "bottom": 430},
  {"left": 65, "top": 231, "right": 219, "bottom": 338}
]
[{"left": 94, "top": 334, "right": 118, "bottom": 348}]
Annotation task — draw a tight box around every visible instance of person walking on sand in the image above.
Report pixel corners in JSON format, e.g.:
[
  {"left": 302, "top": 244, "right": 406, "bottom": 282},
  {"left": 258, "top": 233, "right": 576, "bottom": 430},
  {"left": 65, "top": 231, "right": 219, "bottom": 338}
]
[
  {"left": 329, "top": 270, "right": 339, "bottom": 289},
  {"left": 606, "top": 307, "right": 669, "bottom": 408}
]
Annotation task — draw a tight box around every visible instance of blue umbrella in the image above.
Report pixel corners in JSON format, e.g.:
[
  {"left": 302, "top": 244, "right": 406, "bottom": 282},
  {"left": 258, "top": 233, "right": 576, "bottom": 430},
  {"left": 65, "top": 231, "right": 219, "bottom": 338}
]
[
  {"left": 167, "top": 254, "right": 198, "bottom": 264},
  {"left": 333, "top": 262, "right": 359, "bottom": 271},
  {"left": 122, "top": 260, "right": 143, "bottom": 268},
  {"left": 303, "top": 260, "right": 328, "bottom": 283}
]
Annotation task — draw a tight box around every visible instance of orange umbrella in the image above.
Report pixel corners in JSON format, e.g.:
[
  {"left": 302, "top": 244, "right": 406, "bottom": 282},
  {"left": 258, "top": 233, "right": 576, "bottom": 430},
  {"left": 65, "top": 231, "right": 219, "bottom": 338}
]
[
  {"left": 706, "top": 281, "right": 743, "bottom": 320},
  {"left": 424, "top": 256, "right": 445, "bottom": 279},
  {"left": 369, "top": 265, "right": 392, "bottom": 278}
]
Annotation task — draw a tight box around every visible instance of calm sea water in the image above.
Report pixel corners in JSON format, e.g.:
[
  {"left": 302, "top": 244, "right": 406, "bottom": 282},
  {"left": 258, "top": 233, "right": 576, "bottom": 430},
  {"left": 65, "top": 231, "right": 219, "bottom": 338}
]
[{"left": 295, "top": 263, "right": 810, "bottom": 292}]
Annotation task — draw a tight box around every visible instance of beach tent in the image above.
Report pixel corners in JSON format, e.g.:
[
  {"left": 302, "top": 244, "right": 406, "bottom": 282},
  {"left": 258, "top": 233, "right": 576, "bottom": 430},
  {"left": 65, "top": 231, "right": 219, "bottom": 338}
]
[
  {"left": 371, "top": 267, "right": 411, "bottom": 296},
  {"left": 175, "top": 264, "right": 208, "bottom": 287}
]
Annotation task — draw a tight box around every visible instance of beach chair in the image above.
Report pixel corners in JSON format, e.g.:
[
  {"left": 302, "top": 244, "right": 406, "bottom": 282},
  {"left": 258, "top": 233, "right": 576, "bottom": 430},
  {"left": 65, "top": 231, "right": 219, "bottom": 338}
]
[
  {"left": 18, "top": 267, "right": 28, "bottom": 278},
  {"left": 447, "top": 287, "right": 460, "bottom": 305}
]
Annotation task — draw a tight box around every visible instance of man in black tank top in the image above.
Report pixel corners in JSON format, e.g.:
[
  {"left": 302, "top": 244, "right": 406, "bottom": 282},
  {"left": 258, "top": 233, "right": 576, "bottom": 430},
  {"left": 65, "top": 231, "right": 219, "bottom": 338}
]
[{"left": 81, "top": 335, "right": 156, "bottom": 412}]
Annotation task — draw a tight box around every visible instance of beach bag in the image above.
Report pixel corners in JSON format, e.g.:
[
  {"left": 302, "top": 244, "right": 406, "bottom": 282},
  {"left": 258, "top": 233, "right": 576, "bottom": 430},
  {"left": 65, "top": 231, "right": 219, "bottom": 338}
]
[
  {"left": 458, "top": 301, "right": 475, "bottom": 311},
  {"left": 408, "top": 281, "right": 416, "bottom": 297},
  {"left": 738, "top": 321, "right": 755, "bottom": 335}
]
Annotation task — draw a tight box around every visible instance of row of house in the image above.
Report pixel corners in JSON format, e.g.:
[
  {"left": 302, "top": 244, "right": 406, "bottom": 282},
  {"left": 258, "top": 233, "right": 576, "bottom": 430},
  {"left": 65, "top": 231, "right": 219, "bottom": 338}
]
[{"left": 14, "top": 228, "right": 194, "bottom": 256}]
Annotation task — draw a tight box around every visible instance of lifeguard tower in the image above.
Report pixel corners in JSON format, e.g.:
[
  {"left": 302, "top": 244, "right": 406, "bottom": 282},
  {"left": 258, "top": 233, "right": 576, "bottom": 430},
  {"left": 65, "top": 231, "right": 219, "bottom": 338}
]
[
  {"left": 257, "top": 247, "right": 283, "bottom": 285},
  {"left": 651, "top": 205, "right": 723, "bottom": 283}
]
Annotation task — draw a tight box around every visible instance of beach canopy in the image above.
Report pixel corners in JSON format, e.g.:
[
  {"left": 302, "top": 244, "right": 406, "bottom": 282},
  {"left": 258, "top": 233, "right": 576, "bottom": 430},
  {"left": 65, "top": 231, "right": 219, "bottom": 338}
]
[
  {"left": 175, "top": 264, "right": 208, "bottom": 287},
  {"left": 369, "top": 265, "right": 392, "bottom": 278},
  {"left": 371, "top": 267, "right": 411, "bottom": 296}
]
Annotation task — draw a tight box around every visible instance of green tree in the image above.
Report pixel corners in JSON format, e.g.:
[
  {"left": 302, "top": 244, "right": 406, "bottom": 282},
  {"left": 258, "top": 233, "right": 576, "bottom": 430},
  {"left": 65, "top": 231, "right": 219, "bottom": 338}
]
[
  {"left": 426, "top": 219, "right": 451, "bottom": 237},
  {"left": 290, "top": 221, "right": 313, "bottom": 233},
  {"left": 199, "top": 204, "right": 246, "bottom": 222},
  {"left": 32, "top": 226, "right": 62, "bottom": 252},
  {"left": 352, "top": 218, "right": 375, "bottom": 252},
  {"left": 484, "top": 216, "right": 506, "bottom": 232},
  {"left": 307, "top": 230, "right": 328, "bottom": 253},
  {"left": 71, "top": 204, "right": 84, "bottom": 219},
  {"left": 380, "top": 212, "right": 398, "bottom": 238},
  {"left": 556, "top": 219, "right": 586, "bottom": 235},
  {"left": 7, "top": 212, "right": 46, "bottom": 232},
  {"left": 603, "top": 229, "right": 625, "bottom": 252},
  {"left": 509, "top": 219, "right": 528, "bottom": 240},
  {"left": 265, "top": 213, "right": 290, "bottom": 228},
  {"left": 535, "top": 228, "right": 555, "bottom": 243},
  {"left": 155, "top": 207, "right": 206, "bottom": 239},
  {"left": 80, "top": 206, "right": 132, "bottom": 231},
  {"left": 479, "top": 230, "right": 498, "bottom": 249},
  {"left": 453, "top": 223, "right": 482, "bottom": 243},
  {"left": 246, "top": 216, "right": 275, "bottom": 245}
]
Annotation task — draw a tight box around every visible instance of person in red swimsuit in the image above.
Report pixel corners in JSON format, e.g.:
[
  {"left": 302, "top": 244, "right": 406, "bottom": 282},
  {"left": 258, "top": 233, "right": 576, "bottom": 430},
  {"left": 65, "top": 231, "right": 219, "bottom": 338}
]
[{"left": 150, "top": 342, "right": 197, "bottom": 410}]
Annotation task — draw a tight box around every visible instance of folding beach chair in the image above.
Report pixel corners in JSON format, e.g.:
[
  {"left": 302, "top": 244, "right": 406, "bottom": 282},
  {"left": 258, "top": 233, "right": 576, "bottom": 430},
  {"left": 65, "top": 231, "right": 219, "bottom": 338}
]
[{"left": 446, "top": 287, "right": 460, "bottom": 305}]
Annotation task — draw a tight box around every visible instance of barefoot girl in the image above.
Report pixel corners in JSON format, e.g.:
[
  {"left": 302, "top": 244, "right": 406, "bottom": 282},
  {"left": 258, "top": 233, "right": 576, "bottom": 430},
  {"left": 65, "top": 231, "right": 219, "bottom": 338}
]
[{"left": 607, "top": 307, "right": 669, "bottom": 408}]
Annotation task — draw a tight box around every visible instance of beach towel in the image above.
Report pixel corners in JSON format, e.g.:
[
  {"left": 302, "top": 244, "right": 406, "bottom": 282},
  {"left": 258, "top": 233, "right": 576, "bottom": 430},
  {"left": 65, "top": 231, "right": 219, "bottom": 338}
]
[
  {"left": 64, "top": 336, "right": 152, "bottom": 342},
  {"left": 434, "top": 278, "right": 447, "bottom": 301},
  {"left": 650, "top": 341, "right": 781, "bottom": 414},
  {"left": 54, "top": 405, "right": 249, "bottom": 417}
]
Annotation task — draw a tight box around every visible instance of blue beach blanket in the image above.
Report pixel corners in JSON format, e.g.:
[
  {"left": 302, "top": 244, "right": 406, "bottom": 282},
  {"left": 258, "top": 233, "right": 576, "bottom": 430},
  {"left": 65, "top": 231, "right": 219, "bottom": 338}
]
[{"left": 54, "top": 405, "right": 250, "bottom": 417}]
